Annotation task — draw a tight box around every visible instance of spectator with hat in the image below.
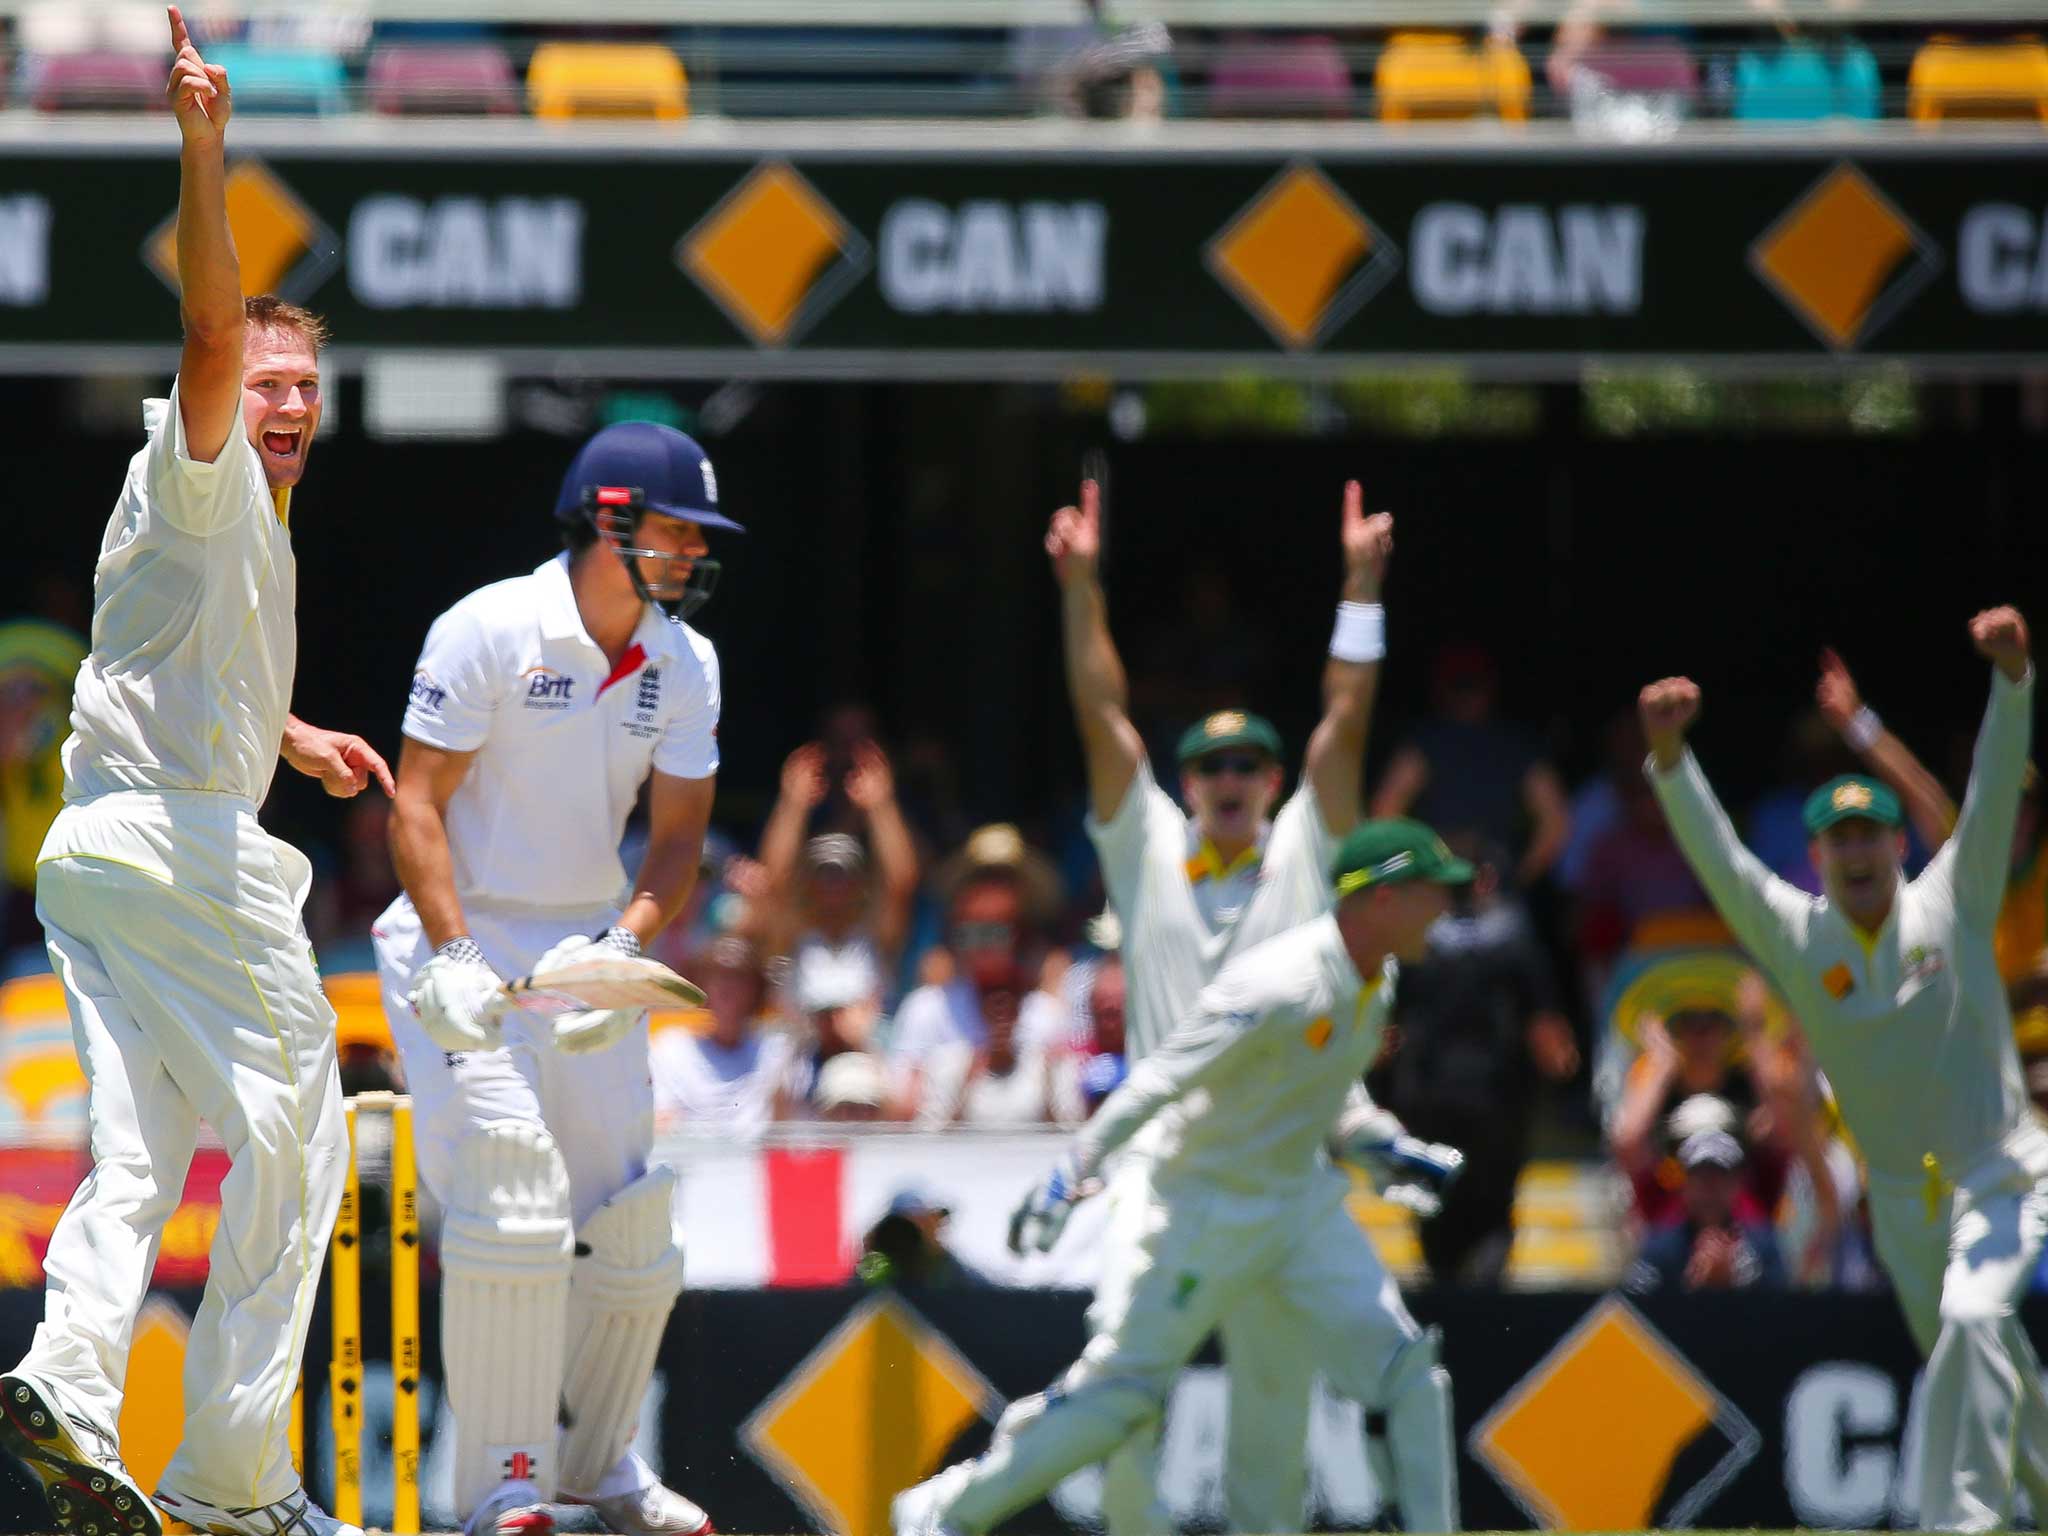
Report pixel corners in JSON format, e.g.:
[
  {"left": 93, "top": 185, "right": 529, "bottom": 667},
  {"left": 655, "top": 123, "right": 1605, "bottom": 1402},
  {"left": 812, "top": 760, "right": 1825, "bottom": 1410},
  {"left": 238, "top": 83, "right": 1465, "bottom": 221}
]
[
  {"left": 778, "top": 949, "right": 882, "bottom": 1119},
  {"left": 888, "top": 830, "right": 1069, "bottom": 1120},
  {"left": 1628, "top": 1130, "right": 1788, "bottom": 1293},
  {"left": 810, "top": 1052, "right": 889, "bottom": 1123},
  {"left": 757, "top": 737, "right": 920, "bottom": 1012}
]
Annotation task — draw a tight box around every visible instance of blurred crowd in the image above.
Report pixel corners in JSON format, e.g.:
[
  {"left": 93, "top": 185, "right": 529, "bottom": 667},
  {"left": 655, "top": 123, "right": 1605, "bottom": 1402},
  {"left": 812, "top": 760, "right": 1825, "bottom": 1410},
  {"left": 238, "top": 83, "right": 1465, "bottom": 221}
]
[
  {"left": 4, "top": 0, "right": 2046, "bottom": 129},
  {"left": 3, "top": 573, "right": 2046, "bottom": 1300}
]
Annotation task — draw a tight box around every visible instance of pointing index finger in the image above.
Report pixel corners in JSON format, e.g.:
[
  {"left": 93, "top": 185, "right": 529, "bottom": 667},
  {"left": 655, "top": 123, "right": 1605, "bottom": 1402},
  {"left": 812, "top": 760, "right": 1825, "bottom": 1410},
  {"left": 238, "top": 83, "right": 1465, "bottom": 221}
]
[{"left": 168, "top": 5, "right": 190, "bottom": 53}]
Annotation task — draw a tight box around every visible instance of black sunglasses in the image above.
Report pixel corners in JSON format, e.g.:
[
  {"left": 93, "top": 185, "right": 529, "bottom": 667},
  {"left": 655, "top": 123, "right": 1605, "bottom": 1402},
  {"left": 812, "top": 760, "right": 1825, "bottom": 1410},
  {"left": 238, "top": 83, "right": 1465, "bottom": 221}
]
[{"left": 1191, "top": 753, "right": 1268, "bottom": 778}]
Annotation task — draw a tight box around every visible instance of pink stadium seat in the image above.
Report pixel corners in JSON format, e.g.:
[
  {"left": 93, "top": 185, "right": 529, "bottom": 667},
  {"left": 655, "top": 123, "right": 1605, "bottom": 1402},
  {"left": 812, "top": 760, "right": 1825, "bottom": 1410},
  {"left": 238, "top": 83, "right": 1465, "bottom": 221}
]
[
  {"left": 1208, "top": 34, "right": 1352, "bottom": 119},
  {"left": 367, "top": 43, "right": 520, "bottom": 115},
  {"left": 30, "top": 50, "right": 162, "bottom": 112}
]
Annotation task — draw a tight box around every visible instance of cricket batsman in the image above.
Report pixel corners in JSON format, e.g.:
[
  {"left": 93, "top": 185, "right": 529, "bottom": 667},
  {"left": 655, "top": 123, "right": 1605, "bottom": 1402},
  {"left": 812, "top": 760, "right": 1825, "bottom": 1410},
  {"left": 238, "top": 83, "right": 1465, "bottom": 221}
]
[
  {"left": 374, "top": 422, "right": 734, "bottom": 1536},
  {"left": 1641, "top": 606, "right": 2046, "bottom": 1532},
  {"left": 0, "top": 12, "right": 393, "bottom": 1535},
  {"left": 1044, "top": 478, "right": 1459, "bottom": 1533},
  {"left": 895, "top": 820, "right": 1469, "bottom": 1536}
]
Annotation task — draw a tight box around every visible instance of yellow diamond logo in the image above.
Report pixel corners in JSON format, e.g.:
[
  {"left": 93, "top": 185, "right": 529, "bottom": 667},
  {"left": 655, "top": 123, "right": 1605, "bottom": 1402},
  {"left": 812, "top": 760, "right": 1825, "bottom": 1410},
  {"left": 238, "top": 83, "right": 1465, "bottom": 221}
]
[
  {"left": 118, "top": 1297, "right": 190, "bottom": 1496},
  {"left": 742, "top": 1294, "right": 998, "bottom": 1536},
  {"left": 679, "top": 161, "right": 870, "bottom": 347},
  {"left": 1471, "top": 1296, "right": 1758, "bottom": 1529},
  {"left": 145, "top": 159, "right": 339, "bottom": 301},
  {"left": 1207, "top": 163, "right": 1400, "bottom": 350},
  {"left": 1751, "top": 163, "right": 1940, "bottom": 351}
]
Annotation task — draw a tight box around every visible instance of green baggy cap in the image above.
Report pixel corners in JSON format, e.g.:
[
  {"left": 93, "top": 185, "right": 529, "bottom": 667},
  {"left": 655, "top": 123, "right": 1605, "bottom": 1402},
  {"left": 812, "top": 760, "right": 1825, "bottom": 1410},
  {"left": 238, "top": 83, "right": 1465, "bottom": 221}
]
[
  {"left": 1331, "top": 819, "right": 1475, "bottom": 897},
  {"left": 1802, "top": 775, "right": 1904, "bottom": 835}
]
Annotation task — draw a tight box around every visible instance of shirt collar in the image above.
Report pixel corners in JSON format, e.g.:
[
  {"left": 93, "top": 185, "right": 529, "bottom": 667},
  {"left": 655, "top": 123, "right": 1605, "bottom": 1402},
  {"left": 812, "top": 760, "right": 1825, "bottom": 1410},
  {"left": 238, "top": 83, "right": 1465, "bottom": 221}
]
[
  {"left": 536, "top": 552, "right": 684, "bottom": 662},
  {"left": 1184, "top": 819, "right": 1270, "bottom": 884}
]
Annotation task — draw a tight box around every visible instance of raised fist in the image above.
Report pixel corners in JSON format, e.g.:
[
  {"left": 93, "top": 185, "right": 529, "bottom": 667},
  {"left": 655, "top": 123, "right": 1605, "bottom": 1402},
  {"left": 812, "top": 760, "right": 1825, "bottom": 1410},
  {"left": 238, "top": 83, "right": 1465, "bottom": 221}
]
[
  {"left": 1969, "top": 606, "right": 2031, "bottom": 683},
  {"left": 1639, "top": 677, "right": 1701, "bottom": 768}
]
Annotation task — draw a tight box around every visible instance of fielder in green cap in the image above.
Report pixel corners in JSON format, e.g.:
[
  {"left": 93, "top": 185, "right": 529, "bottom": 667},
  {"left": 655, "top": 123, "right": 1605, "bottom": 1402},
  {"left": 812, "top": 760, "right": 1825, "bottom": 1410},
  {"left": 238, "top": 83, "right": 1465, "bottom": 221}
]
[{"left": 1639, "top": 606, "right": 2043, "bottom": 1530}]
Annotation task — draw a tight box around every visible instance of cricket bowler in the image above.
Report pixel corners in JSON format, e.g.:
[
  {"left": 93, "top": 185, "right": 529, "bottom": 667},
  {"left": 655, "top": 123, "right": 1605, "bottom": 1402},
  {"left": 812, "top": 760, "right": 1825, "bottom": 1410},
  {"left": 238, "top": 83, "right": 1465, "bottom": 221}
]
[
  {"left": 1641, "top": 605, "right": 2046, "bottom": 1532},
  {"left": 374, "top": 421, "right": 732, "bottom": 1536},
  {"left": 895, "top": 819, "right": 1469, "bottom": 1536},
  {"left": 0, "top": 12, "right": 393, "bottom": 1535}
]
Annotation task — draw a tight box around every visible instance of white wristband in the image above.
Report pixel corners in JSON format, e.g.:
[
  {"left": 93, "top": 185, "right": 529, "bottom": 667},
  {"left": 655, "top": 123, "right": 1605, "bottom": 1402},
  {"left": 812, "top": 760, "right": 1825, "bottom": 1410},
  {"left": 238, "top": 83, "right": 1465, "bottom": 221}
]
[
  {"left": 1330, "top": 601, "right": 1385, "bottom": 664},
  {"left": 1845, "top": 705, "right": 1883, "bottom": 753}
]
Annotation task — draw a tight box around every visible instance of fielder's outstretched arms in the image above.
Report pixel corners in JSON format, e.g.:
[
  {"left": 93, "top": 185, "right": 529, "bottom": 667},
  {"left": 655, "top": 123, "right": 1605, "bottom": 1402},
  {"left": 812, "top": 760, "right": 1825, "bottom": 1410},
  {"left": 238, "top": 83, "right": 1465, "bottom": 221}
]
[{"left": 1642, "top": 607, "right": 2044, "bottom": 1534}]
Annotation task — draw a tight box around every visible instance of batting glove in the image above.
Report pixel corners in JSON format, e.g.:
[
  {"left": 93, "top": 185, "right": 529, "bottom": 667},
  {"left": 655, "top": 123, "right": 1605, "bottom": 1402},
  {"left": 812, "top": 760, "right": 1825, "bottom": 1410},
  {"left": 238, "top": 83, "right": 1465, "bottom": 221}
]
[
  {"left": 1007, "top": 1156, "right": 1091, "bottom": 1256},
  {"left": 408, "top": 937, "right": 504, "bottom": 1053},
  {"left": 534, "top": 927, "right": 646, "bottom": 1056}
]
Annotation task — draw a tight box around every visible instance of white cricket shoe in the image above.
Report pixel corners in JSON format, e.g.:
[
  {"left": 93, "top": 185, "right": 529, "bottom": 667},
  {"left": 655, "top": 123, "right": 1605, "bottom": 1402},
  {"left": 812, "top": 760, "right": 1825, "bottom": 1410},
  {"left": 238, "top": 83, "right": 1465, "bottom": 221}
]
[
  {"left": 463, "top": 1478, "right": 555, "bottom": 1536},
  {"left": 152, "top": 1482, "right": 358, "bottom": 1536},
  {"left": 563, "top": 1481, "right": 713, "bottom": 1535},
  {"left": 0, "top": 1371, "right": 161, "bottom": 1536},
  {"left": 890, "top": 1462, "right": 973, "bottom": 1536}
]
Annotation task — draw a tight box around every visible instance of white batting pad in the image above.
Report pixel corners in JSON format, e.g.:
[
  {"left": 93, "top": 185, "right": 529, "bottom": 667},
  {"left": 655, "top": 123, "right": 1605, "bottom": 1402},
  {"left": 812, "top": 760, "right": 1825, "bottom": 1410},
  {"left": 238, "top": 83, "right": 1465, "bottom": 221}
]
[
  {"left": 441, "top": 1119, "right": 575, "bottom": 1517},
  {"left": 1382, "top": 1327, "right": 1457, "bottom": 1534},
  {"left": 558, "top": 1166, "right": 687, "bottom": 1496}
]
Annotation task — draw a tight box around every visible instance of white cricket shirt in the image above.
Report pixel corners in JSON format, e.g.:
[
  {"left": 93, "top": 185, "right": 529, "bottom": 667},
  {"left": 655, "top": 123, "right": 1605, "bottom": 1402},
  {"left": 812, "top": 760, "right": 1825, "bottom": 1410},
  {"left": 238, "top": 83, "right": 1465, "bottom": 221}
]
[
  {"left": 61, "top": 382, "right": 296, "bottom": 806},
  {"left": 1087, "top": 764, "right": 1338, "bottom": 1066},
  {"left": 1074, "top": 913, "right": 1396, "bottom": 1200},
  {"left": 1651, "top": 666, "right": 2036, "bottom": 1188},
  {"left": 401, "top": 553, "right": 720, "bottom": 912}
]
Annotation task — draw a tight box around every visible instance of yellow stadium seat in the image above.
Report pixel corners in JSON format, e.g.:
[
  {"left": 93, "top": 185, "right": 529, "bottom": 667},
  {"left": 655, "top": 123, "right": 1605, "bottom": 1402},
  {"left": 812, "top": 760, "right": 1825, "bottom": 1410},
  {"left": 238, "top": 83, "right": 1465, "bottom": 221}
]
[
  {"left": 1908, "top": 36, "right": 2048, "bottom": 123},
  {"left": 0, "top": 973, "right": 86, "bottom": 1128},
  {"left": 324, "top": 971, "right": 396, "bottom": 1057},
  {"left": 527, "top": 42, "right": 688, "bottom": 121},
  {"left": 1376, "top": 31, "right": 1532, "bottom": 123}
]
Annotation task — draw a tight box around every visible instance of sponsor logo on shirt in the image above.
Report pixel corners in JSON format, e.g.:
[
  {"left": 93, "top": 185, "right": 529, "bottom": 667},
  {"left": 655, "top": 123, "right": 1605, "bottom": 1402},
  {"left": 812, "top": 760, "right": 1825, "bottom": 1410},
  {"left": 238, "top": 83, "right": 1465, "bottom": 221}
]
[
  {"left": 1822, "top": 962, "right": 1855, "bottom": 1000},
  {"left": 1304, "top": 1015, "right": 1334, "bottom": 1051},
  {"left": 408, "top": 670, "right": 447, "bottom": 711},
  {"left": 522, "top": 667, "right": 575, "bottom": 709}
]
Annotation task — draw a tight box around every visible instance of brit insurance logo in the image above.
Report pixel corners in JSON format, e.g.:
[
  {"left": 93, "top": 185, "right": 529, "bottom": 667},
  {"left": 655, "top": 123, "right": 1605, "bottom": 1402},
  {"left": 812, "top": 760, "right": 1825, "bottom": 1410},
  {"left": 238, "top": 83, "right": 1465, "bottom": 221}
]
[
  {"left": 678, "top": 161, "right": 871, "bottom": 348},
  {"left": 144, "top": 159, "right": 339, "bottom": 304},
  {"left": 1750, "top": 163, "right": 1941, "bottom": 351},
  {"left": 1207, "top": 162, "right": 1401, "bottom": 350},
  {"left": 1471, "top": 1295, "right": 1759, "bottom": 1529},
  {"left": 521, "top": 667, "right": 575, "bottom": 710},
  {"left": 408, "top": 670, "right": 447, "bottom": 712}
]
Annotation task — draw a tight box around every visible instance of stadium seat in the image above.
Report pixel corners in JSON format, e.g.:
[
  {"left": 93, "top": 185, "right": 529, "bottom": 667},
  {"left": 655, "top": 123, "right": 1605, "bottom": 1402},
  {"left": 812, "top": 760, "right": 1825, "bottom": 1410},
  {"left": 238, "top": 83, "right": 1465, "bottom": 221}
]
[
  {"left": 527, "top": 42, "right": 689, "bottom": 120},
  {"left": 197, "top": 44, "right": 349, "bottom": 116},
  {"left": 1208, "top": 33, "right": 1351, "bottom": 119},
  {"left": 1908, "top": 36, "right": 2048, "bottom": 123},
  {"left": 1571, "top": 38, "right": 1700, "bottom": 104},
  {"left": 0, "top": 974, "right": 86, "bottom": 1132},
  {"left": 1734, "top": 42, "right": 1880, "bottom": 121},
  {"left": 324, "top": 972, "right": 397, "bottom": 1060},
  {"left": 1375, "top": 31, "right": 1532, "bottom": 122},
  {"left": 368, "top": 43, "right": 520, "bottom": 115},
  {"left": 29, "top": 51, "right": 161, "bottom": 112}
]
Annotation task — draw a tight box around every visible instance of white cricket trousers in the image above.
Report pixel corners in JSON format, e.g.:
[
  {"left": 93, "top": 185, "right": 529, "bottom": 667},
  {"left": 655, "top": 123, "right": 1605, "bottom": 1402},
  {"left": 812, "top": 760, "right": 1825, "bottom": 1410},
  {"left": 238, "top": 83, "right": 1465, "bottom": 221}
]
[
  {"left": 1867, "top": 1122, "right": 2048, "bottom": 1533},
  {"left": 1092, "top": 1155, "right": 1320, "bottom": 1536},
  {"left": 371, "top": 892, "right": 661, "bottom": 1506},
  {"left": 941, "top": 1171, "right": 1443, "bottom": 1535},
  {"left": 21, "top": 791, "right": 348, "bottom": 1510},
  {"left": 368, "top": 893, "right": 655, "bottom": 1229}
]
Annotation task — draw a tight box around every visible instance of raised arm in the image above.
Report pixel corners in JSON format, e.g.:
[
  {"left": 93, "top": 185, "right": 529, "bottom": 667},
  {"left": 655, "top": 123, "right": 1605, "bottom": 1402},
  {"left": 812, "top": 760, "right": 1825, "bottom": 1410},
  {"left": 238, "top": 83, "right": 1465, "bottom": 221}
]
[
  {"left": 759, "top": 743, "right": 828, "bottom": 916},
  {"left": 165, "top": 6, "right": 242, "bottom": 465},
  {"left": 1816, "top": 647, "right": 1957, "bottom": 854},
  {"left": 1304, "top": 482, "right": 1392, "bottom": 838},
  {"left": 1942, "top": 608, "right": 2035, "bottom": 924},
  {"left": 1517, "top": 762, "right": 1573, "bottom": 887},
  {"left": 1050, "top": 480, "right": 1147, "bottom": 824},
  {"left": 845, "top": 740, "right": 920, "bottom": 962},
  {"left": 1641, "top": 677, "right": 1810, "bottom": 979}
]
